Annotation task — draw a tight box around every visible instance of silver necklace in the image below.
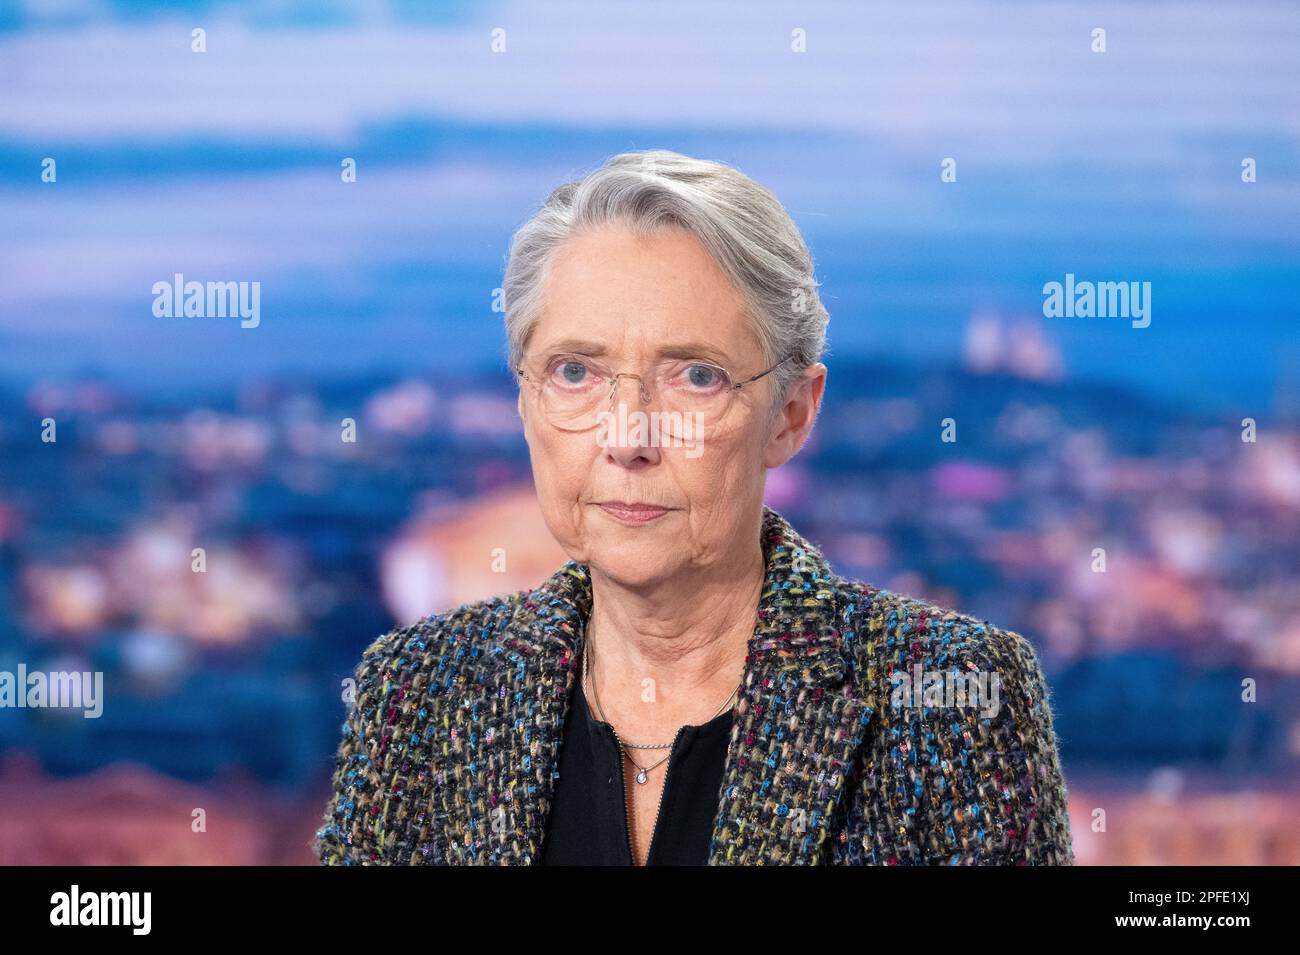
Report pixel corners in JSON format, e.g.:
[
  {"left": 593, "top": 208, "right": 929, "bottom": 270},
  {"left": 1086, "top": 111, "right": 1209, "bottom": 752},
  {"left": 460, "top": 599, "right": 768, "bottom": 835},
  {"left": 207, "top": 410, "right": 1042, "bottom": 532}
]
[{"left": 582, "top": 630, "right": 740, "bottom": 784}]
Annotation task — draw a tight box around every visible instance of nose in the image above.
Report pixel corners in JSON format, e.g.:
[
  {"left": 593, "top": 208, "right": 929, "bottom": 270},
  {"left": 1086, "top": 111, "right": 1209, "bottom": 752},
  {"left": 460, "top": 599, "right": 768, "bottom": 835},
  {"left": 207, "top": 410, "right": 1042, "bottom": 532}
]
[{"left": 600, "top": 375, "right": 661, "bottom": 469}]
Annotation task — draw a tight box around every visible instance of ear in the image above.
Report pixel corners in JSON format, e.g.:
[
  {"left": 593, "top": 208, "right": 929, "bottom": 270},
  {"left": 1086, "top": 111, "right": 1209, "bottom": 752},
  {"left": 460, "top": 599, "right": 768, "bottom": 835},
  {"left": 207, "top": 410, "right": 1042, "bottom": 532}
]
[{"left": 762, "top": 362, "right": 827, "bottom": 469}]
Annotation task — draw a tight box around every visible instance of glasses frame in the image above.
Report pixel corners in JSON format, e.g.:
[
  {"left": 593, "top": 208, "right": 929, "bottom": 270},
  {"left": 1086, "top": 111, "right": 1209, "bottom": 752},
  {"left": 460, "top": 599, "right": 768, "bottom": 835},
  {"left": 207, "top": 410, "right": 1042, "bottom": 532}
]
[{"left": 514, "top": 351, "right": 791, "bottom": 431}]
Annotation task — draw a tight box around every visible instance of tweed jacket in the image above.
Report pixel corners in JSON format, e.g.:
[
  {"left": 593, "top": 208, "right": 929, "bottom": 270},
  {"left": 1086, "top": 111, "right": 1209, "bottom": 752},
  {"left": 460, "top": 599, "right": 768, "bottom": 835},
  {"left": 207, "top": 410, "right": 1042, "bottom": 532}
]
[{"left": 313, "top": 506, "right": 1075, "bottom": 865}]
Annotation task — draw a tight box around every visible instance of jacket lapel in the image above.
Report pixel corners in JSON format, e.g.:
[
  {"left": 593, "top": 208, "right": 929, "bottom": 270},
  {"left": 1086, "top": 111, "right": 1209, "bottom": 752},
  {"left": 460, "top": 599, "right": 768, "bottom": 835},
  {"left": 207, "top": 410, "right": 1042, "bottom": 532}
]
[
  {"left": 434, "top": 506, "right": 870, "bottom": 865},
  {"left": 708, "top": 513, "right": 870, "bottom": 864}
]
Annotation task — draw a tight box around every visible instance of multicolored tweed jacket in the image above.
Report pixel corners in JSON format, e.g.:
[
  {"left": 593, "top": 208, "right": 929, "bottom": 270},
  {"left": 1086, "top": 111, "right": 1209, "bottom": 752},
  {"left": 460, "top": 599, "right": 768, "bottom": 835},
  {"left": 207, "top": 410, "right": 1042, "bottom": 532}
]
[{"left": 313, "top": 506, "right": 1075, "bottom": 865}]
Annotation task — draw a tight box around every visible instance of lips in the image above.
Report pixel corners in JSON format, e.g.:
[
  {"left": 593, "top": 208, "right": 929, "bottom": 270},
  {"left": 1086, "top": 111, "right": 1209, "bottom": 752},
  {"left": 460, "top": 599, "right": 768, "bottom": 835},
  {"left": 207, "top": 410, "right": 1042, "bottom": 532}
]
[{"left": 594, "top": 501, "right": 674, "bottom": 525}]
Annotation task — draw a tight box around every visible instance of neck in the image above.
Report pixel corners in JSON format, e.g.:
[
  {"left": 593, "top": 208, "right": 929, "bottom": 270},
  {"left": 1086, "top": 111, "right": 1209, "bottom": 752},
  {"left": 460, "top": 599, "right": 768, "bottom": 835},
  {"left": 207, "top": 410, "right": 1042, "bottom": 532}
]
[{"left": 584, "top": 527, "right": 765, "bottom": 734}]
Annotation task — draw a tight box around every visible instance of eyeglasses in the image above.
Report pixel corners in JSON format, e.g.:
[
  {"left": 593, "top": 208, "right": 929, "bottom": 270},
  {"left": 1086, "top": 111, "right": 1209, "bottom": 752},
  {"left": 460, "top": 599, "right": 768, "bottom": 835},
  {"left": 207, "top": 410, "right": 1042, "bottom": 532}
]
[{"left": 515, "top": 351, "right": 789, "bottom": 438}]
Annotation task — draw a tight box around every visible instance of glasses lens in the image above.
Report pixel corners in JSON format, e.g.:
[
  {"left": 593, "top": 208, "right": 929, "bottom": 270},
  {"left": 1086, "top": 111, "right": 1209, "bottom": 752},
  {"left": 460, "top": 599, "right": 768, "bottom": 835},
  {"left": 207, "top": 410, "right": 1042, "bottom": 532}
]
[
  {"left": 659, "top": 357, "right": 730, "bottom": 408},
  {"left": 525, "top": 354, "right": 742, "bottom": 445},
  {"left": 536, "top": 355, "right": 608, "bottom": 430}
]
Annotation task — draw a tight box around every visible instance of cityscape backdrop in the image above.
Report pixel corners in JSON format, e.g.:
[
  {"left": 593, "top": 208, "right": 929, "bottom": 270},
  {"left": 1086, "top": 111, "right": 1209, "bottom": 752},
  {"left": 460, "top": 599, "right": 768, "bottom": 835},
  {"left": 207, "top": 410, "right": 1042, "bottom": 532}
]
[{"left": 1, "top": 0, "right": 1298, "bottom": 864}]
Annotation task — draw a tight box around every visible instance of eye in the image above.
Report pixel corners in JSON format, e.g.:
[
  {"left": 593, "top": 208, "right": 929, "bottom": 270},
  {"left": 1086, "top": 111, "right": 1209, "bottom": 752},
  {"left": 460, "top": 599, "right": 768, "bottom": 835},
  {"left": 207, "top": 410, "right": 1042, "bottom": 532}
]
[
  {"left": 679, "top": 362, "right": 727, "bottom": 392},
  {"left": 547, "top": 357, "right": 601, "bottom": 389}
]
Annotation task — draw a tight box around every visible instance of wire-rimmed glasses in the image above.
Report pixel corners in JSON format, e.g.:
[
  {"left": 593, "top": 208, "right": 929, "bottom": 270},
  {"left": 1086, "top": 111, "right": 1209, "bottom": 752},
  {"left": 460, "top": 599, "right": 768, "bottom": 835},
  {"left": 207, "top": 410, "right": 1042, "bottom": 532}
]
[{"left": 515, "top": 351, "right": 788, "bottom": 439}]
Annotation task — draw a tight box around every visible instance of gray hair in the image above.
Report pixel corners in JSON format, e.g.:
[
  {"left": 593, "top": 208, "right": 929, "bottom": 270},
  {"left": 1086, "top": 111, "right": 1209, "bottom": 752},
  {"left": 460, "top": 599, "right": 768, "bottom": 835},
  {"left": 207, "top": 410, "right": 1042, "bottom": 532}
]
[{"left": 502, "top": 149, "right": 829, "bottom": 402}]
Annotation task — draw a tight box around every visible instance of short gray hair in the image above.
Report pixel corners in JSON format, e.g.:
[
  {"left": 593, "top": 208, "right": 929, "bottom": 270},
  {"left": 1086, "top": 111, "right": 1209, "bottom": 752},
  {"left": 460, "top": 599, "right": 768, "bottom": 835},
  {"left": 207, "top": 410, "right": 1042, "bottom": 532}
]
[{"left": 502, "top": 149, "right": 829, "bottom": 401}]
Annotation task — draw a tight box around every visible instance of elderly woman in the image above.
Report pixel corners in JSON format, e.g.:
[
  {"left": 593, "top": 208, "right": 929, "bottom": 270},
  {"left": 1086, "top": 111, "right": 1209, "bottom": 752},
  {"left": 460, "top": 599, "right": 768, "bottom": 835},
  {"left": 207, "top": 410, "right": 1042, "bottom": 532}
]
[{"left": 314, "top": 149, "right": 1074, "bottom": 865}]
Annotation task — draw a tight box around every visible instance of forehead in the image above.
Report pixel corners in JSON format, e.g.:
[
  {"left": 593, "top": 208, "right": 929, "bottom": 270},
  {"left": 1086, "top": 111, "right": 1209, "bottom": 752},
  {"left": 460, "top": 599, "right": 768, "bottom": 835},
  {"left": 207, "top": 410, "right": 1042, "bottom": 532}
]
[{"left": 531, "top": 223, "right": 761, "bottom": 360}]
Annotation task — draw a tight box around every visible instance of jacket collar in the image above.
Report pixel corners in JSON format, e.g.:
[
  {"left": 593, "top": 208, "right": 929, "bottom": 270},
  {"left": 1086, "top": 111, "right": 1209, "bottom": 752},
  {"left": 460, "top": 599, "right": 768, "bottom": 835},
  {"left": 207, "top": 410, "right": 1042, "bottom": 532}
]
[{"left": 437, "top": 505, "right": 872, "bottom": 864}]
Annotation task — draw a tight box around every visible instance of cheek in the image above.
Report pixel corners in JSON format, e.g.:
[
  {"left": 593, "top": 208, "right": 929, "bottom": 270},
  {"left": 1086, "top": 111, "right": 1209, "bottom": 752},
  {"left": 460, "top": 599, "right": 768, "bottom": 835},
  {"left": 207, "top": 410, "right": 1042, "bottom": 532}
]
[
  {"left": 667, "top": 421, "right": 767, "bottom": 508},
  {"left": 706, "top": 421, "right": 769, "bottom": 487},
  {"left": 525, "top": 428, "right": 601, "bottom": 562},
  {"left": 526, "top": 424, "right": 595, "bottom": 501}
]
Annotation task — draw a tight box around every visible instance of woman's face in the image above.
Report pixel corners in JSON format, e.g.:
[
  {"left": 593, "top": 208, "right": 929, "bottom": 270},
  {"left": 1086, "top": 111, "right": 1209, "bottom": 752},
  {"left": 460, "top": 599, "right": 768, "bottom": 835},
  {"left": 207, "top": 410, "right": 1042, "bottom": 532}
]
[{"left": 517, "top": 222, "right": 824, "bottom": 589}]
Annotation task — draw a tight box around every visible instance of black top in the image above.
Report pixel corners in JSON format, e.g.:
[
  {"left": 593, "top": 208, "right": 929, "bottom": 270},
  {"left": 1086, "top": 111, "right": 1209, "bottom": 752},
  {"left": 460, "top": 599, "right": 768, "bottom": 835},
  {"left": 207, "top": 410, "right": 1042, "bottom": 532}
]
[{"left": 540, "top": 671, "right": 734, "bottom": 865}]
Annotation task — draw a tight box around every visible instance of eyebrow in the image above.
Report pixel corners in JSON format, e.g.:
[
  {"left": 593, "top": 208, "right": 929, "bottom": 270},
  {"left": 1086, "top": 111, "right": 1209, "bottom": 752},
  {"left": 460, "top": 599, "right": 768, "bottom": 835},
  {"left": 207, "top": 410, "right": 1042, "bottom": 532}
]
[{"left": 537, "top": 339, "right": 733, "bottom": 365}]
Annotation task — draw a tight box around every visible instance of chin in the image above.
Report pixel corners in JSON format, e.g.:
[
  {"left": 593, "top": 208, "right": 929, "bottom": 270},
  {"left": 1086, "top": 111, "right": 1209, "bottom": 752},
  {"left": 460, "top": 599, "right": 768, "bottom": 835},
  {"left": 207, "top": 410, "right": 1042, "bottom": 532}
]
[{"left": 586, "top": 546, "right": 678, "bottom": 588}]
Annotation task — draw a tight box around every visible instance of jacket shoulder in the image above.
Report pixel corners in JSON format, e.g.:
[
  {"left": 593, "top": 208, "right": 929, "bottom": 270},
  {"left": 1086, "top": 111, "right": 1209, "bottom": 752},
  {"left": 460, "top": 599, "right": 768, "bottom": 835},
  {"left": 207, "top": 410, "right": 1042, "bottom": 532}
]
[
  {"left": 833, "top": 579, "right": 1074, "bottom": 864},
  {"left": 848, "top": 584, "right": 1045, "bottom": 675},
  {"left": 355, "top": 589, "right": 528, "bottom": 679},
  {"left": 311, "top": 588, "right": 529, "bottom": 865},
  {"left": 844, "top": 582, "right": 1061, "bottom": 738}
]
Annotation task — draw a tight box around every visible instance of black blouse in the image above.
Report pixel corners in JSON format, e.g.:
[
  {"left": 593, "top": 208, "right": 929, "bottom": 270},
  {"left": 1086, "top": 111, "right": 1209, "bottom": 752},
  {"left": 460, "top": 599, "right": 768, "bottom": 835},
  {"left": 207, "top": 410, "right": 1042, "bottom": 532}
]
[{"left": 540, "top": 673, "right": 734, "bottom": 865}]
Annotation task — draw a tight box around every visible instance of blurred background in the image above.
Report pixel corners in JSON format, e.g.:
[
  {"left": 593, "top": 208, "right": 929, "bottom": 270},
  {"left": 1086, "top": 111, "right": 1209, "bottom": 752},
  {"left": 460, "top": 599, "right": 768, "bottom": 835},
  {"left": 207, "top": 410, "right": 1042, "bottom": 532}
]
[{"left": 1, "top": 0, "right": 1298, "bottom": 864}]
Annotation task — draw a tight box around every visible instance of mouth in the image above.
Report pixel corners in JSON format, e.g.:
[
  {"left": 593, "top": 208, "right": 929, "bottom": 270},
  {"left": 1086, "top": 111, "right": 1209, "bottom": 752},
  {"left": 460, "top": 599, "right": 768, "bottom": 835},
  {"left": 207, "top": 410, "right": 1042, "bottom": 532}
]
[{"left": 592, "top": 501, "right": 675, "bottom": 525}]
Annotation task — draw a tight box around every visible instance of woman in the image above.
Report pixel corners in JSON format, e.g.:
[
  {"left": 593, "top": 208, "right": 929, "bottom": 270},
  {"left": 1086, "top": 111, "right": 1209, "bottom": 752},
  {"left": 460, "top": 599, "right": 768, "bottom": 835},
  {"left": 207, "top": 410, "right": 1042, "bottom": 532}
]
[{"left": 313, "top": 149, "right": 1075, "bottom": 865}]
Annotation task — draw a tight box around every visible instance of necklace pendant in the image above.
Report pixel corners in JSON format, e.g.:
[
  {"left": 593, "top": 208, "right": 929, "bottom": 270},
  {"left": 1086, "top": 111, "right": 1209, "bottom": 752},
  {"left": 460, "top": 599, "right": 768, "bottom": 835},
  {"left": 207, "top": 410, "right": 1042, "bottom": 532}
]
[{"left": 635, "top": 768, "right": 648, "bottom": 785}]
